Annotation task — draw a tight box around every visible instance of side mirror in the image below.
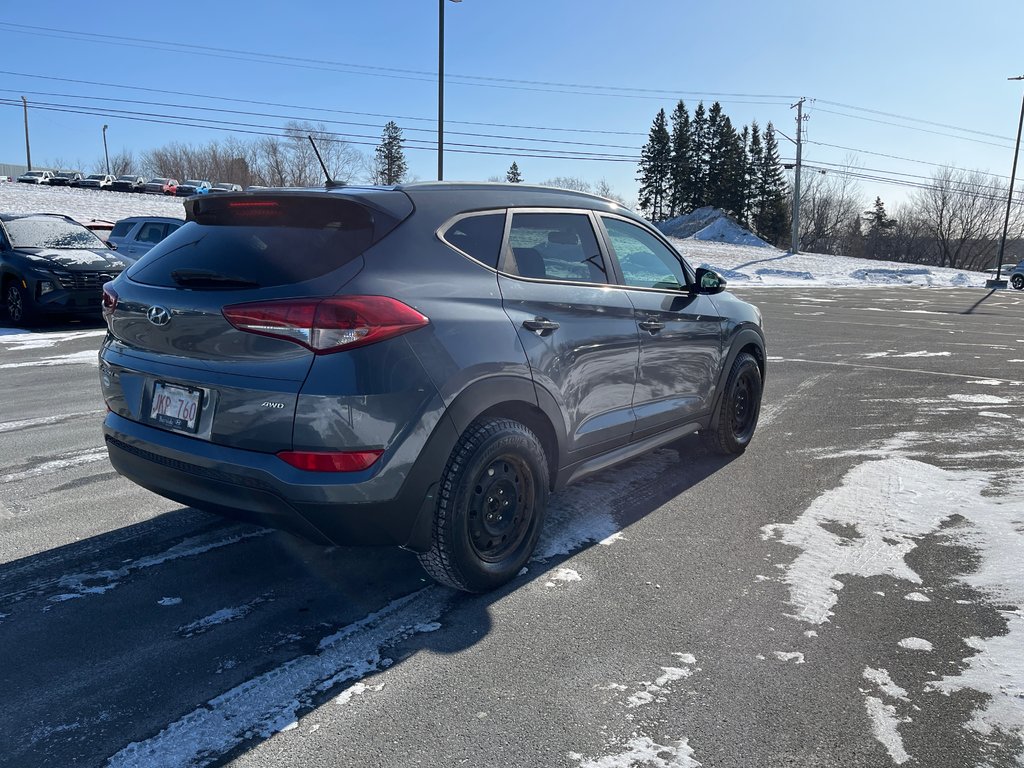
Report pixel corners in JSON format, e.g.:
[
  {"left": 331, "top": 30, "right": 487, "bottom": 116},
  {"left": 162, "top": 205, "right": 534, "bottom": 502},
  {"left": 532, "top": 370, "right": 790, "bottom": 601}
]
[
  {"left": 693, "top": 267, "right": 726, "bottom": 295},
  {"left": 105, "top": 240, "right": 117, "bottom": 251}
]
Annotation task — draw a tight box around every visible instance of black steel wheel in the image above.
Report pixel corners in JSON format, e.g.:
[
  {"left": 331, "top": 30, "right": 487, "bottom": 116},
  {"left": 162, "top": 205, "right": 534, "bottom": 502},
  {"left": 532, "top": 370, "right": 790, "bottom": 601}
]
[
  {"left": 418, "top": 418, "right": 549, "bottom": 592},
  {"left": 704, "top": 352, "right": 762, "bottom": 455},
  {"left": 1012, "top": 274, "right": 1024, "bottom": 290}
]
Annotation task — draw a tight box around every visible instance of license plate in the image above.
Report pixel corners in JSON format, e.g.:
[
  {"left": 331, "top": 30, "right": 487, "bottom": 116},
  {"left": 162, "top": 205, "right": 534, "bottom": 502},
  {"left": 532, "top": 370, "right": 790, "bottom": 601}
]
[{"left": 150, "top": 382, "right": 203, "bottom": 433}]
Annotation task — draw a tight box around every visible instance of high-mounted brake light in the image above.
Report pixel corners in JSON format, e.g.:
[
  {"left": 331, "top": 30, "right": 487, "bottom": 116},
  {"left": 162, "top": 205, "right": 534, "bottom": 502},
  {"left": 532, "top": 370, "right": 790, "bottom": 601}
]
[
  {"left": 222, "top": 296, "right": 429, "bottom": 353},
  {"left": 101, "top": 283, "right": 118, "bottom": 318},
  {"left": 276, "top": 449, "right": 383, "bottom": 472},
  {"left": 227, "top": 200, "right": 279, "bottom": 209}
]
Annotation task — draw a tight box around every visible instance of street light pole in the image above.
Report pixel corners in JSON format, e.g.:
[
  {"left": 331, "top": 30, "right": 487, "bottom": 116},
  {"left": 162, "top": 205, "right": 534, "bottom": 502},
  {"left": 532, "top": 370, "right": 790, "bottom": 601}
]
[
  {"left": 102, "top": 124, "right": 110, "bottom": 175},
  {"left": 22, "top": 96, "right": 31, "bottom": 171},
  {"left": 988, "top": 75, "right": 1024, "bottom": 289},
  {"left": 438, "top": 0, "right": 461, "bottom": 181}
]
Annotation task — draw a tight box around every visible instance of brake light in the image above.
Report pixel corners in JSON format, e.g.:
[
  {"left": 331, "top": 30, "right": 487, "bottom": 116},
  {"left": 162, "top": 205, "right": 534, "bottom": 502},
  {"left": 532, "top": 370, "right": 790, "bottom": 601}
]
[
  {"left": 276, "top": 449, "right": 383, "bottom": 472},
  {"left": 101, "top": 283, "right": 118, "bottom": 318},
  {"left": 225, "top": 200, "right": 281, "bottom": 218},
  {"left": 222, "top": 296, "right": 429, "bottom": 353}
]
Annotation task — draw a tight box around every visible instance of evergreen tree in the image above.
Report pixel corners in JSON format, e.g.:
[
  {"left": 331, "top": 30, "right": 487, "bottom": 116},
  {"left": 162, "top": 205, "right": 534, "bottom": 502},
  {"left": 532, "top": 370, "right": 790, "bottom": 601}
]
[
  {"left": 373, "top": 121, "right": 407, "bottom": 185},
  {"left": 755, "top": 124, "right": 790, "bottom": 245},
  {"left": 506, "top": 161, "right": 523, "bottom": 183},
  {"left": 745, "top": 122, "right": 764, "bottom": 228},
  {"left": 704, "top": 103, "right": 746, "bottom": 218},
  {"left": 636, "top": 108, "right": 672, "bottom": 222},
  {"left": 862, "top": 196, "right": 897, "bottom": 259},
  {"left": 689, "top": 103, "right": 709, "bottom": 209},
  {"left": 668, "top": 100, "right": 693, "bottom": 217}
]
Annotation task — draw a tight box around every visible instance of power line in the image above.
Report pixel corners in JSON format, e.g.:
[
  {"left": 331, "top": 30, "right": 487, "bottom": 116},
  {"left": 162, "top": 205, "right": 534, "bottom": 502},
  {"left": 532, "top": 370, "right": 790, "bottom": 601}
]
[
  {"left": 814, "top": 99, "right": 1013, "bottom": 142},
  {"left": 813, "top": 107, "right": 1015, "bottom": 150}
]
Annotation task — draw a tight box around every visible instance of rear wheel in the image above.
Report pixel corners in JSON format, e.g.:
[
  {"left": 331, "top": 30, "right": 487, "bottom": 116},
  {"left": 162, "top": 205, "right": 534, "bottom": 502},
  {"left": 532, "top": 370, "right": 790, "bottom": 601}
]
[
  {"left": 5, "top": 280, "right": 35, "bottom": 327},
  {"left": 704, "top": 352, "right": 762, "bottom": 455},
  {"left": 418, "top": 418, "right": 549, "bottom": 592},
  {"left": 1012, "top": 274, "right": 1024, "bottom": 290}
]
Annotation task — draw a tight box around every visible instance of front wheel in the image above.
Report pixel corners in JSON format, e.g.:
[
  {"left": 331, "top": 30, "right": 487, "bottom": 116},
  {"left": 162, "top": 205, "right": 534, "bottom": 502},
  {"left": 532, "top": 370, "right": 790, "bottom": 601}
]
[
  {"left": 1012, "top": 274, "right": 1024, "bottom": 290},
  {"left": 5, "top": 281, "right": 35, "bottom": 327},
  {"left": 418, "top": 418, "right": 549, "bottom": 592},
  {"left": 704, "top": 352, "right": 762, "bottom": 455}
]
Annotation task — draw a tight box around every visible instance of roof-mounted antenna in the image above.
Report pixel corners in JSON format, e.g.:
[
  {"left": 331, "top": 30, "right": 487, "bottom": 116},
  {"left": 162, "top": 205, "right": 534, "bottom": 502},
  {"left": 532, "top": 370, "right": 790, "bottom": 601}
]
[{"left": 308, "top": 135, "right": 342, "bottom": 188}]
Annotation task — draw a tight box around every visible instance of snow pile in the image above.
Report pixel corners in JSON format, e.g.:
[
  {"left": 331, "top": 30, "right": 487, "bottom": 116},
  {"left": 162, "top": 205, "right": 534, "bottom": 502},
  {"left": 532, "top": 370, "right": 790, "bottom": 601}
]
[
  {"left": 0, "top": 182, "right": 185, "bottom": 224},
  {"left": 658, "top": 206, "right": 773, "bottom": 248}
]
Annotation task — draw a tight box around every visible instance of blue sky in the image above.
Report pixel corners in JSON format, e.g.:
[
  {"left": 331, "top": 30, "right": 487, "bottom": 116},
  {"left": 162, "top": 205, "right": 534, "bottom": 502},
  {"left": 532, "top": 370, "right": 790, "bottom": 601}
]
[{"left": 1, "top": 0, "right": 1023, "bottom": 209}]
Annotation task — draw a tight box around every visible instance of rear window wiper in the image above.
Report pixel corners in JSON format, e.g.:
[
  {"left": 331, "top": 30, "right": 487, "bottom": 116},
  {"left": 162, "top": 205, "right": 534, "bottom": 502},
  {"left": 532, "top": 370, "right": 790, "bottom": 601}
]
[{"left": 170, "top": 269, "right": 260, "bottom": 288}]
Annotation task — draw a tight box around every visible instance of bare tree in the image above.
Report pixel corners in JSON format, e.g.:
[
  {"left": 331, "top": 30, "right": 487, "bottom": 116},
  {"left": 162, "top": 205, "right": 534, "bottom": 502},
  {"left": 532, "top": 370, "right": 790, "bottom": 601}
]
[
  {"left": 542, "top": 176, "right": 592, "bottom": 193},
  {"left": 593, "top": 178, "right": 627, "bottom": 206},
  {"left": 909, "top": 167, "right": 1007, "bottom": 270},
  {"left": 796, "top": 164, "right": 863, "bottom": 254}
]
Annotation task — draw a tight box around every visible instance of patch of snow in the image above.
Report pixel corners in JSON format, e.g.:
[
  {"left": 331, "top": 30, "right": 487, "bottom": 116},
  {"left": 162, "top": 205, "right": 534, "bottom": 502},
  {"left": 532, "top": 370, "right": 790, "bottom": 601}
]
[
  {"left": 894, "top": 351, "right": 951, "bottom": 358},
  {"left": 178, "top": 597, "right": 267, "bottom": 637},
  {"left": 979, "top": 411, "right": 1012, "bottom": 419},
  {"left": 1, "top": 447, "right": 108, "bottom": 485},
  {"left": 672, "top": 653, "right": 697, "bottom": 665},
  {"left": 948, "top": 394, "right": 1010, "bottom": 405},
  {"left": 157, "top": 597, "right": 182, "bottom": 607},
  {"left": 863, "top": 667, "right": 909, "bottom": 701},
  {"left": 863, "top": 697, "right": 911, "bottom": 764},
  {"left": 571, "top": 737, "right": 701, "bottom": 768},
  {"left": 0, "top": 350, "right": 99, "bottom": 369},
  {"left": 904, "top": 592, "right": 931, "bottom": 602},
  {"left": 897, "top": 638, "right": 933, "bottom": 651},
  {"left": 773, "top": 651, "right": 805, "bottom": 664},
  {"left": 550, "top": 568, "right": 582, "bottom": 583},
  {"left": 969, "top": 379, "right": 1005, "bottom": 386},
  {"left": 334, "top": 681, "right": 384, "bottom": 707},
  {"left": 599, "top": 532, "right": 625, "bottom": 546}
]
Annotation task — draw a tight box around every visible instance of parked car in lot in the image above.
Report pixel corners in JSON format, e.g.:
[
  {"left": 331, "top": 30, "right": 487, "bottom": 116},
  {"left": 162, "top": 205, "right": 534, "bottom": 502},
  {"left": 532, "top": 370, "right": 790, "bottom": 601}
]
[
  {"left": 80, "top": 218, "right": 117, "bottom": 241},
  {"left": 209, "top": 182, "right": 243, "bottom": 193},
  {"left": 1009, "top": 260, "right": 1024, "bottom": 290},
  {"left": 0, "top": 175, "right": 12, "bottom": 183},
  {"left": 98, "top": 183, "right": 766, "bottom": 592},
  {"left": 107, "top": 216, "right": 184, "bottom": 263},
  {"left": 79, "top": 173, "right": 116, "bottom": 190},
  {"left": 1, "top": 213, "right": 126, "bottom": 325},
  {"left": 143, "top": 178, "right": 179, "bottom": 195},
  {"left": 49, "top": 171, "right": 84, "bottom": 187},
  {"left": 17, "top": 170, "right": 54, "bottom": 184},
  {"left": 175, "top": 179, "right": 212, "bottom": 196},
  {"left": 111, "top": 175, "right": 146, "bottom": 193}
]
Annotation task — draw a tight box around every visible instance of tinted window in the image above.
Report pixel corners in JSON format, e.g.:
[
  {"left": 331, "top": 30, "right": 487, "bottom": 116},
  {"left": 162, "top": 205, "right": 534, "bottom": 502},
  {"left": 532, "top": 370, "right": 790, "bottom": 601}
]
[
  {"left": 136, "top": 222, "right": 167, "bottom": 244},
  {"left": 128, "top": 197, "right": 378, "bottom": 289},
  {"left": 442, "top": 213, "right": 505, "bottom": 269},
  {"left": 87, "top": 175, "right": 106, "bottom": 181},
  {"left": 507, "top": 212, "right": 608, "bottom": 284},
  {"left": 602, "top": 216, "right": 688, "bottom": 291},
  {"left": 5, "top": 219, "right": 106, "bottom": 249},
  {"left": 109, "top": 221, "right": 134, "bottom": 239}
]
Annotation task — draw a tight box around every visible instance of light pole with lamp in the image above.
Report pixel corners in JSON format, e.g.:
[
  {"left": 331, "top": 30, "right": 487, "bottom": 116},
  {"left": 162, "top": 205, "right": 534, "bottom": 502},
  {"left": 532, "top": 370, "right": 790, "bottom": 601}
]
[
  {"left": 987, "top": 75, "right": 1024, "bottom": 289},
  {"left": 438, "top": 0, "right": 461, "bottom": 181},
  {"left": 102, "top": 124, "right": 110, "bottom": 175}
]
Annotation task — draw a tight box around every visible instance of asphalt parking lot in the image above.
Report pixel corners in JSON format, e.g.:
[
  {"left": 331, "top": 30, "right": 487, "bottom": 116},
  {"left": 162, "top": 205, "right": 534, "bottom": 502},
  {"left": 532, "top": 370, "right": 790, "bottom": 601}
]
[{"left": 1, "top": 286, "right": 1022, "bottom": 768}]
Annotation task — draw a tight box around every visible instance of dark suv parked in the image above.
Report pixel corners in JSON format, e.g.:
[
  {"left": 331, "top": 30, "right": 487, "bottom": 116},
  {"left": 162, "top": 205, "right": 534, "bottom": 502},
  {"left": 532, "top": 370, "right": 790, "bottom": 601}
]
[
  {"left": 2, "top": 213, "right": 126, "bottom": 325},
  {"left": 99, "top": 184, "right": 765, "bottom": 591}
]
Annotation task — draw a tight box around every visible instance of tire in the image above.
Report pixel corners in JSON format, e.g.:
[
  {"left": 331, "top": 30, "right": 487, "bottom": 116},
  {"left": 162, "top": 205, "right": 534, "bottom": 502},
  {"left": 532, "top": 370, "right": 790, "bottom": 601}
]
[
  {"left": 5, "top": 280, "right": 35, "bottom": 327},
  {"left": 704, "top": 352, "right": 762, "bottom": 455},
  {"left": 1012, "top": 275, "right": 1024, "bottom": 290},
  {"left": 418, "top": 418, "right": 549, "bottom": 593}
]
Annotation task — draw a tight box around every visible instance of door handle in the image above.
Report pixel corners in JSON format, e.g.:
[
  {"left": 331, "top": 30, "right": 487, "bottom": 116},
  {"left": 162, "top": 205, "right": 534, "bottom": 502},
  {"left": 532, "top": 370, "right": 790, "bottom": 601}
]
[
  {"left": 522, "top": 317, "right": 560, "bottom": 335},
  {"left": 638, "top": 319, "right": 665, "bottom": 333}
]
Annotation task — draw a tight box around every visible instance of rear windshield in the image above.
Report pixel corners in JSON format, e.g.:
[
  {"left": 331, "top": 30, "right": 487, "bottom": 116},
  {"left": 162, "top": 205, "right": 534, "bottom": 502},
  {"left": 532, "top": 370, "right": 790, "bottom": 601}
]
[
  {"left": 6, "top": 219, "right": 106, "bottom": 249},
  {"left": 127, "top": 196, "right": 379, "bottom": 289}
]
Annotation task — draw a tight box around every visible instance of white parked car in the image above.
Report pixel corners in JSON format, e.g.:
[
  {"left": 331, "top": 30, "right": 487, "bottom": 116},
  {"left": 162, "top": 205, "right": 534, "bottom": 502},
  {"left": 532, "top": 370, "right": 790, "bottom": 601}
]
[
  {"left": 17, "top": 170, "right": 54, "bottom": 184},
  {"left": 78, "top": 173, "right": 116, "bottom": 190}
]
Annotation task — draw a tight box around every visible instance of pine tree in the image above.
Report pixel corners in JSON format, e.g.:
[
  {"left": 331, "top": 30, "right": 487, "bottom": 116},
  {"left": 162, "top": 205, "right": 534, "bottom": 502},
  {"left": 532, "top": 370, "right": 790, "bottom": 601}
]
[
  {"left": 636, "top": 108, "right": 672, "bottom": 222},
  {"left": 862, "top": 196, "right": 896, "bottom": 259},
  {"left": 374, "top": 121, "right": 407, "bottom": 185},
  {"left": 668, "top": 100, "right": 693, "bottom": 217},
  {"left": 746, "top": 122, "right": 764, "bottom": 228},
  {"left": 506, "top": 161, "right": 523, "bottom": 183},
  {"left": 755, "top": 124, "right": 790, "bottom": 245},
  {"left": 689, "top": 103, "right": 709, "bottom": 209}
]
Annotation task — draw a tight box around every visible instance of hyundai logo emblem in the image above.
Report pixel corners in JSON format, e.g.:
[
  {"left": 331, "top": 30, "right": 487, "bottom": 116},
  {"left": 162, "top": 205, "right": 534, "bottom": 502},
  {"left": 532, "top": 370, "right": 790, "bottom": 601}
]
[{"left": 147, "top": 306, "right": 172, "bottom": 326}]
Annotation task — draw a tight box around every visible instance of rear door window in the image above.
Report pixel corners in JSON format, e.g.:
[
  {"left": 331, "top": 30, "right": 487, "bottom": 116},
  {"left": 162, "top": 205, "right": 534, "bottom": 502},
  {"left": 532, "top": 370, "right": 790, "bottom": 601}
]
[
  {"left": 127, "top": 196, "right": 380, "bottom": 289},
  {"left": 506, "top": 211, "right": 609, "bottom": 284}
]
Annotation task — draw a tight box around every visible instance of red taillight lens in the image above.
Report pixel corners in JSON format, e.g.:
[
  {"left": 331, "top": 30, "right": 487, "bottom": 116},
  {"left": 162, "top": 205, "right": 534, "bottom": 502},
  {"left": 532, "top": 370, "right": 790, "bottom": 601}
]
[
  {"left": 276, "top": 449, "right": 383, "bottom": 472},
  {"left": 101, "top": 283, "right": 118, "bottom": 317},
  {"left": 222, "top": 296, "right": 429, "bottom": 353}
]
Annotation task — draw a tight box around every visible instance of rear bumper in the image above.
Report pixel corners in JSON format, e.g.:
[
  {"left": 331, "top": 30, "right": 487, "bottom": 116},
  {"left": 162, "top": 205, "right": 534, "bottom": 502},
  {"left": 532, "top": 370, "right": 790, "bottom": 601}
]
[{"left": 103, "top": 409, "right": 458, "bottom": 550}]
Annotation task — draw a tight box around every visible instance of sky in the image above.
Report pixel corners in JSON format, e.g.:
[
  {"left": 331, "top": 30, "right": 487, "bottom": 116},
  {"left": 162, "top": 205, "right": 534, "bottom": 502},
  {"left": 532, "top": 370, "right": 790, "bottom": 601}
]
[{"left": 1, "top": 0, "right": 1023, "bottom": 210}]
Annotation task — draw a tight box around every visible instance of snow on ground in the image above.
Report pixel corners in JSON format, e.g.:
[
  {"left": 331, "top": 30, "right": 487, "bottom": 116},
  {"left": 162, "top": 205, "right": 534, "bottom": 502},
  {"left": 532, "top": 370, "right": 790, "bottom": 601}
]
[{"left": 0, "top": 184, "right": 1001, "bottom": 288}]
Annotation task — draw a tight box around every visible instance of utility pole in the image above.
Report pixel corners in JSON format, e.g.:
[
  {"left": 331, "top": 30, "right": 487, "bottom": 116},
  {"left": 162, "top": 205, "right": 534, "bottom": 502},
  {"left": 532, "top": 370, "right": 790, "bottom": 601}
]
[
  {"left": 790, "top": 97, "right": 805, "bottom": 254},
  {"left": 22, "top": 96, "right": 31, "bottom": 171},
  {"left": 987, "top": 75, "right": 1024, "bottom": 289},
  {"left": 102, "top": 124, "right": 110, "bottom": 175}
]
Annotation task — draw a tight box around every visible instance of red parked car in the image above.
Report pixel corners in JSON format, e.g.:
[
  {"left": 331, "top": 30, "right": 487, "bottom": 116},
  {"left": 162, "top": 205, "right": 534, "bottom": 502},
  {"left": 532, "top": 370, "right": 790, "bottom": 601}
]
[{"left": 143, "top": 178, "right": 179, "bottom": 195}]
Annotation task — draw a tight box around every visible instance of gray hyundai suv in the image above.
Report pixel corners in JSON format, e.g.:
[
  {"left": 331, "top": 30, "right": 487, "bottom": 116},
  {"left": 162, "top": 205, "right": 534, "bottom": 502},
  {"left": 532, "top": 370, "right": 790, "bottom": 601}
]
[{"left": 99, "top": 183, "right": 765, "bottom": 592}]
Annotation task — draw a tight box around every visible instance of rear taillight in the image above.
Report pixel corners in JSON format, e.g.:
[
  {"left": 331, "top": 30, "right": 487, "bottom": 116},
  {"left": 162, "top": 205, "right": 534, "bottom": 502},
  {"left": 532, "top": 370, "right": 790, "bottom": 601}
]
[
  {"left": 276, "top": 449, "right": 383, "bottom": 472},
  {"left": 222, "top": 296, "right": 429, "bottom": 353},
  {"left": 101, "top": 283, "right": 118, "bottom": 318}
]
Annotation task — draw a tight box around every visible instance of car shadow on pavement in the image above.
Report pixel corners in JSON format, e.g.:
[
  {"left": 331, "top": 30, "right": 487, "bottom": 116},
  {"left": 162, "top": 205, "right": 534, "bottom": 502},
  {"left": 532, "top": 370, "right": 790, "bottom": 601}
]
[{"left": 0, "top": 436, "right": 734, "bottom": 768}]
